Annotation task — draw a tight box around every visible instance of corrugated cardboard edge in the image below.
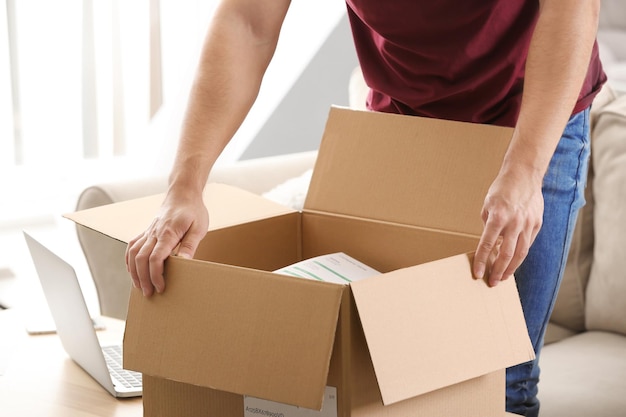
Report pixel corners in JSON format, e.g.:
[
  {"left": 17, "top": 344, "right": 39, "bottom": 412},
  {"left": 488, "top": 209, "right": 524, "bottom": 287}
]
[{"left": 64, "top": 183, "right": 296, "bottom": 244}]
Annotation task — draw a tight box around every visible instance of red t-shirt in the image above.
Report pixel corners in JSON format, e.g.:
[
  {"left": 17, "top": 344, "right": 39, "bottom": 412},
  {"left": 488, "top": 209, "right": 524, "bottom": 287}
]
[{"left": 345, "top": 0, "right": 606, "bottom": 127}]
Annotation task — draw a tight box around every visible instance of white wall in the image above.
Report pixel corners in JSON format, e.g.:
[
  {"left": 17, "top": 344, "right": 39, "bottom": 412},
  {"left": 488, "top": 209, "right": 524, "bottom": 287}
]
[
  {"left": 150, "top": 1, "right": 352, "bottom": 172},
  {"left": 240, "top": 14, "right": 358, "bottom": 160}
]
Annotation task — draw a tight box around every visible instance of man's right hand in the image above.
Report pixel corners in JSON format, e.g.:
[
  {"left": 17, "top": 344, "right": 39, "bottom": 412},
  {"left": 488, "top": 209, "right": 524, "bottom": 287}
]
[
  {"left": 125, "top": 192, "right": 209, "bottom": 297},
  {"left": 124, "top": 0, "right": 291, "bottom": 297}
]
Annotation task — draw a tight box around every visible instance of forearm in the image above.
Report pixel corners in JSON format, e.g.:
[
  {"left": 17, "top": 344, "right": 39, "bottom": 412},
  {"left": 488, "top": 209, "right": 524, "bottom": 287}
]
[
  {"left": 502, "top": 0, "right": 600, "bottom": 182},
  {"left": 473, "top": 0, "right": 601, "bottom": 283},
  {"left": 168, "top": 1, "right": 290, "bottom": 197}
]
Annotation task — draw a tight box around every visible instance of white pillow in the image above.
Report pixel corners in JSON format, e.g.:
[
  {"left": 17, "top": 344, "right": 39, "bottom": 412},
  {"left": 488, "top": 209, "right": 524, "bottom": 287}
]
[{"left": 262, "top": 169, "right": 313, "bottom": 211}]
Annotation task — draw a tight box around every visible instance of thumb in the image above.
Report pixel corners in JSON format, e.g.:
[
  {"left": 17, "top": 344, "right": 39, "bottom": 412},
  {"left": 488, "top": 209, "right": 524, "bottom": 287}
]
[{"left": 175, "top": 230, "right": 203, "bottom": 259}]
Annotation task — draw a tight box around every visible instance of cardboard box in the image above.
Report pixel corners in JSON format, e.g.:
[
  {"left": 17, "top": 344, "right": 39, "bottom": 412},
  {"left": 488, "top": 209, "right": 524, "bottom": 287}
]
[{"left": 66, "top": 107, "right": 535, "bottom": 417}]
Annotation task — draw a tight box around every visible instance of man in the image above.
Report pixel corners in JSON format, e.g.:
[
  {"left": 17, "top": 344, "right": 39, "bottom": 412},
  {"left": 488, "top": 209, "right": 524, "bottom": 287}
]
[{"left": 126, "top": 1, "right": 605, "bottom": 416}]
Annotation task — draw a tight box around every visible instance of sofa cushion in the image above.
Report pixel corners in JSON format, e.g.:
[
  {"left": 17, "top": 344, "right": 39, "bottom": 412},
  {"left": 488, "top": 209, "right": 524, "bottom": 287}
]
[
  {"left": 538, "top": 331, "right": 626, "bottom": 417},
  {"left": 585, "top": 93, "right": 626, "bottom": 335}
]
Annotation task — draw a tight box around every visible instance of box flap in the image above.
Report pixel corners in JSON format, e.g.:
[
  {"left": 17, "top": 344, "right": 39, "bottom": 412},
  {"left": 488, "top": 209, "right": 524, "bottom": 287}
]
[
  {"left": 64, "top": 183, "right": 295, "bottom": 243},
  {"left": 123, "top": 256, "right": 344, "bottom": 410},
  {"left": 350, "top": 253, "right": 535, "bottom": 405},
  {"left": 305, "top": 107, "right": 513, "bottom": 236}
]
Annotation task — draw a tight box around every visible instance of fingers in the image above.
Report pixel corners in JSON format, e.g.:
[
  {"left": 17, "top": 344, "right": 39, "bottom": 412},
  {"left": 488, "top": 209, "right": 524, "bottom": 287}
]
[
  {"left": 126, "top": 233, "right": 147, "bottom": 291},
  {"left": 175, "top": 223, "right": 206, "bottom": 259},
  {"left": 472, "top": 221, "right": 500, "bottom": 281},
  {"left": 147, "top": 238, "right": 174, "bottom": 294},
  {"left": 125, "top": 201, "right": 208, "bottom": 297},
  {"left": 125, "top": 220, "right": 180, "bottom": 297},
  {"left": 473, "top": 213, "right": 537, "bottom": 287},
  {"left": 486, "top": 230, "right": 528, "bottom": 287}
]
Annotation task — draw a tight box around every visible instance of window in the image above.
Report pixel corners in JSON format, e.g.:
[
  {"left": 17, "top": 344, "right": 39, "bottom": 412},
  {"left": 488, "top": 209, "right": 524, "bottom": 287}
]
[{"left": 0, "top": 0, "right": 345, "bottom": 227}]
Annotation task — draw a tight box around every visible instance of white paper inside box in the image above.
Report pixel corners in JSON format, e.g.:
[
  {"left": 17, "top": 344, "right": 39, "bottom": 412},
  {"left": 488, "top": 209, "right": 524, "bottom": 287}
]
[{"left": 65, "top": 107, "right": 535, "bottom": 417}]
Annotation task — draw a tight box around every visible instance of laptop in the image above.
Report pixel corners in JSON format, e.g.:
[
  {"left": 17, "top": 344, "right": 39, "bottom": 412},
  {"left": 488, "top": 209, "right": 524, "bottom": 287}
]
[{"left": 23, "top": 231, "right": 142, "bottom": 398}]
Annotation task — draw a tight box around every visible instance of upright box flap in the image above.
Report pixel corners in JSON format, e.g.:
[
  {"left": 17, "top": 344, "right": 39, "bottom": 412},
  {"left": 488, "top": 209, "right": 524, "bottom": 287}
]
[
  {"left": 64, "top": 183, "right": 295, "bottom": 243},
  {"left": 124, "top": 256, "right": 345, "bottom": 410},
  {"left": 351, "top": 253, "right": 535, "bottom": 405},
  {"left": 305, "top": 107, "right": 513, "bottom": 236}
]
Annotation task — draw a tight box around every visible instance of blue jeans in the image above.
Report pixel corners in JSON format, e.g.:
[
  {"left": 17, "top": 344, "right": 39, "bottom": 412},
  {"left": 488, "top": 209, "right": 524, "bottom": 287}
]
[{"left": 506, "top": 108, "right": 591, "bottom": 417}]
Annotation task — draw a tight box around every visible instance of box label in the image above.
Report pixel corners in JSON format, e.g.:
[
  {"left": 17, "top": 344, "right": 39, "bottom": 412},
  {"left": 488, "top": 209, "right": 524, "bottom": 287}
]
[{"left": 244, "top": 386, "right": 337, "bottom": 417}]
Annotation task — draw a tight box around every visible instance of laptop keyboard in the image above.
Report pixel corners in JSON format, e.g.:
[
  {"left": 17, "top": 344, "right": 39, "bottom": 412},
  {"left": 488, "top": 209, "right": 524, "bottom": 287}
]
[{"left": 102, "top": 345, "right": 143, "bottom": 389}]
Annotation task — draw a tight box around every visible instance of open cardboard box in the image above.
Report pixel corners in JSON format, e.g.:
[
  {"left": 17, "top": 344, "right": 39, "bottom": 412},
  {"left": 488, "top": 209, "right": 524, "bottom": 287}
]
[{"left": 66, "top": 107, "right": 535, "bottom": 417}]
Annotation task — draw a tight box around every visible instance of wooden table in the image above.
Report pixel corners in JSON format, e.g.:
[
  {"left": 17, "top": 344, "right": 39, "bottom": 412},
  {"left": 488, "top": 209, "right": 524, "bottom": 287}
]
[{"left": 0, "top": 310, "right": 142, "bottom": 416}]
